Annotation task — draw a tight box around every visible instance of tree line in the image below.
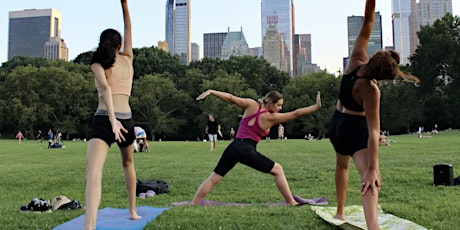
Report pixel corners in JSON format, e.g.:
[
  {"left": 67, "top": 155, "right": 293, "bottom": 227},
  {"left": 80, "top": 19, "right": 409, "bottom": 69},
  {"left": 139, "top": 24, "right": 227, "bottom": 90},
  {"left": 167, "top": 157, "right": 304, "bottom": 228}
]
[{"left": 0, "top": 14, "right": 459, "bottom": 140}]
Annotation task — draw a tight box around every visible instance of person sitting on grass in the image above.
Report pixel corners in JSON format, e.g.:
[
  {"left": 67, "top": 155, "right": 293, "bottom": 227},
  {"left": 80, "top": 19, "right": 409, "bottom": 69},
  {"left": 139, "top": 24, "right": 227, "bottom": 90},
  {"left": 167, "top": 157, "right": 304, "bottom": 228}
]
[{"left": 192, "top": 89, "right": 321, "bottom": 206}]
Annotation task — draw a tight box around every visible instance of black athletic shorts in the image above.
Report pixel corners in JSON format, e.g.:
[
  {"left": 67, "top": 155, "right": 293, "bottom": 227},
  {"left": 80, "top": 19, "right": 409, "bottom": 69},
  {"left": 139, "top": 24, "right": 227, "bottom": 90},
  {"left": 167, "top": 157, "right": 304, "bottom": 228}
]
[
  {"left": 213, "top": 138, "right": 275, "bottom": 176},
  {"left": 329, "top": 110, "right": 368, "bottom": 156},
  {"left": 89, "top": 115, "right": 135, "bottom": 148}
]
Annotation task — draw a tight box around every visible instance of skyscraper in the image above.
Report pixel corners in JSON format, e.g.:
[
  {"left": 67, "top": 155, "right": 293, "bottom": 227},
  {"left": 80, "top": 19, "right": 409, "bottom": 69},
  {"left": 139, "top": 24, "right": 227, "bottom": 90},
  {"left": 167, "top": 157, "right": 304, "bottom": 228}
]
[
  {"left": 347, "top": 12, "right": 383, "bottom": 57},
  {"left": 191, "top": 42, "right": 200, "bottom": 61},
  {"left": 165, "top": 0, "right": 191, "bottom": 64},
  {"left": 8, "top": 8, "right": 68, "bottom": 61},
  {"left": 294, "top": 34, "right": 311, "bottom": 76},
  {"left": 45, "top": 37, "right": 68, "bottom": 61},
  {"left": 392, "top": 0, "right": 413, "bottom": 65},
  {"left": 418, "top": 0, "right": 452, "bottom": 26},
  {"left": 410, "top": 0, "right": 453, "bottom": 54},
  {"left": 221, "top": 28, "right": 250, "bottom": 60},
  {"left": 203, "top": 32, "right": 227, "bottom": 59},
  {"left": 261, "top": 0, "right": 294, "bottom": 76}
]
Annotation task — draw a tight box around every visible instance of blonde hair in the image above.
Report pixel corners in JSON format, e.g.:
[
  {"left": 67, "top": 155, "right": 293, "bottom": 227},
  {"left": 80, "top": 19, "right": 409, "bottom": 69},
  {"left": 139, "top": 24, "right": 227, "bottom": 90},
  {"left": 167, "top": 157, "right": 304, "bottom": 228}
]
[
  {"left": 366, "top": 50, "right": 420, "bottom": 83},
  {"left": 258, "top": 91, "right": 283, "bottom": 104}
]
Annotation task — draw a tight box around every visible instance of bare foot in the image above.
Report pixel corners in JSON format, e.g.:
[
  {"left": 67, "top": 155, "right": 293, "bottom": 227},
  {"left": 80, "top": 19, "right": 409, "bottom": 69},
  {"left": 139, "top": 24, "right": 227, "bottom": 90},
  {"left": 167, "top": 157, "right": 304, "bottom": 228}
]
[
  {"left": 333, "top": 214, "right": 346, "bottom": 221},
  {"left": 130, "top": 213, "right": 142, "bottom": 220}
]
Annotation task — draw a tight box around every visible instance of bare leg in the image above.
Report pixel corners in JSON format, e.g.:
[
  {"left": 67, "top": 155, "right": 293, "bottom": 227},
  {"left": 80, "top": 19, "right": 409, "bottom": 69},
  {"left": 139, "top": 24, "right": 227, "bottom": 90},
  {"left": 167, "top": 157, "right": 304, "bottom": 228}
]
[
  {"left": 120, "top": 144, "right": 141, "bottom": 220},
  {"left": 353, "top": 149, "right": 380, "bottom": 230},
  {"left": 83, "top": 139, "right": 110, "bottom": 230},
  {"left": 192, "top": 172, "right": 223, "bottom": 205},
  {"left": 270, "top": 163, "right": 298, "bottom": 206},
  {"left": 211, "top": 140, "right": 216, "bottom": 151},
  {"left": 334, "top": 153, "right": 350, "bottom": 220}
]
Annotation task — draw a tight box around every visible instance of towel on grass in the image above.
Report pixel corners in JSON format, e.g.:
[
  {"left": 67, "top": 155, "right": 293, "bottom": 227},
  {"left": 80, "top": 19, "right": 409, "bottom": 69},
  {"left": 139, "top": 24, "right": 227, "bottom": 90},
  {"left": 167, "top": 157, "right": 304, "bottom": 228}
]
[
  {"left": 171, "top": 194, "right": 328, "bottom": 206},
  {"left": 310, "top": 205, "right": 427, "bottom": 230},
  {"left": 53, "top": 206, "right": 169, "bottom": 230}
]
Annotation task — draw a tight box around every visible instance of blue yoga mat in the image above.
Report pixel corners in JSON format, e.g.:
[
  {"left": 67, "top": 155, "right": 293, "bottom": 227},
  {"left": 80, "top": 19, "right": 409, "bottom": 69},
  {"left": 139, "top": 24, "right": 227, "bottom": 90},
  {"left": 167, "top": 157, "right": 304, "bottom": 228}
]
[{"left": 53, "top": 206, "right": 170, "bottom": 230}]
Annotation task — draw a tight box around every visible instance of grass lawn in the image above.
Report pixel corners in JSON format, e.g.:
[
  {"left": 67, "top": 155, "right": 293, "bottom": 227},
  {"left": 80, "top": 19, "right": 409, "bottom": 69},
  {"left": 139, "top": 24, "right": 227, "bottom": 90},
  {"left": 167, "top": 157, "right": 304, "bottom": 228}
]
[{"left": 1, "top": 130, "right": 459, "bottom": 229}]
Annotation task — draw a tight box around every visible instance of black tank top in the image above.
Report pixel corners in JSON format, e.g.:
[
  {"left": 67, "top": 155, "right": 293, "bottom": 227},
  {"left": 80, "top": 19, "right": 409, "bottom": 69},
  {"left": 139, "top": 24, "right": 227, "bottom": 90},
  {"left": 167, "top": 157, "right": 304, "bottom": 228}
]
[{"left": 339, "top": 65, "right": 373, "bottom": 112}]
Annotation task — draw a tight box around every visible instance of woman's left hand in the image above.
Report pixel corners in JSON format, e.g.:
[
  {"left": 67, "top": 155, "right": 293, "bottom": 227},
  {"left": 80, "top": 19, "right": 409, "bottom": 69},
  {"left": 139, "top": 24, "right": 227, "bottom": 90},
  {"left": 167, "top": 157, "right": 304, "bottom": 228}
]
[{"left": 361, "top": 168, "right": 381, "bottom": 195}]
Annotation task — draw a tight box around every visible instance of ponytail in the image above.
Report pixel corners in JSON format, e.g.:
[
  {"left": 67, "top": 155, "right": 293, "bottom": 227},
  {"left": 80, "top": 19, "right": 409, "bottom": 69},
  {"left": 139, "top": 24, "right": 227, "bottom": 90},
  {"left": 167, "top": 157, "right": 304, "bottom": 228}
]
[{"left": 90, "top": 29, "right": 122, "bottom": 69}]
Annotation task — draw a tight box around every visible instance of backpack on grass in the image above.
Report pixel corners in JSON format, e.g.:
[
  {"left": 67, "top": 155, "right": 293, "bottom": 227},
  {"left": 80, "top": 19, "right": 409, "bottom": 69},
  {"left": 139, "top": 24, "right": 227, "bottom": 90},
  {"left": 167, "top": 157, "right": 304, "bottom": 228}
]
[{"left": 136, "top": 179, "right": 169, "bottom": 195}]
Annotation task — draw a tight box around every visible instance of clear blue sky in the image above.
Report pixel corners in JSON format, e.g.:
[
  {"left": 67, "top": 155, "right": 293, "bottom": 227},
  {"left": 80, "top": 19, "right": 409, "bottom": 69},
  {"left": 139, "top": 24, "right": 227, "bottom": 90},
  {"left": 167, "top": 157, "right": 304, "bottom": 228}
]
[{"left": 1, "top": 0, "right": 459, "bottom": 73}]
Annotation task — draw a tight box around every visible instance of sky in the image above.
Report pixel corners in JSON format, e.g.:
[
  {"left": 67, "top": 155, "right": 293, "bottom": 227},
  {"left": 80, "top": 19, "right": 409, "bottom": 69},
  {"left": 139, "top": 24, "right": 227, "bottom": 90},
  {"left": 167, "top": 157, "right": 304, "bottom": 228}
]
[{"left": 1, "top": 0, "right": 459, "bottom": 73}]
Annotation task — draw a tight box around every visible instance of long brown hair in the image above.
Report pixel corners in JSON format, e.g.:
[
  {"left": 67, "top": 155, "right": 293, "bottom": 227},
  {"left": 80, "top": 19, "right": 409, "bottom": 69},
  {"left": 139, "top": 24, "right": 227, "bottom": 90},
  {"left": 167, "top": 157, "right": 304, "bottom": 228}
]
[{"left": 366, "top": 50, "right": 420, "bottom": 83}]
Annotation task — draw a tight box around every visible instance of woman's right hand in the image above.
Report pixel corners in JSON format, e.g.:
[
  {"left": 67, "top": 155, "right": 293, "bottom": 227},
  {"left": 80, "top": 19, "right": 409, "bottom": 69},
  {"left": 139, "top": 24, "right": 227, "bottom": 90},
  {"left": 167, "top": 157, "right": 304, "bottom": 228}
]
[{"left": 111, "top": 119, "right": 128, "bottom": 143}]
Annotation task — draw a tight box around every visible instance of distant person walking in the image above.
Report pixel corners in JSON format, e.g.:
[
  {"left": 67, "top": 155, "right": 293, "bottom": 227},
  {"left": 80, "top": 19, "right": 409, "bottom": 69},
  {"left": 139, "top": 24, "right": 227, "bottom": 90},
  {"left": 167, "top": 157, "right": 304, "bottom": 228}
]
[
  {"left": 278, "top": 124, "right": 285, "bottom": 141},
  {"left": 192, "top": 89, "right": 321, "bottom": 206},
  {"left": 15, "top": 131, "right": 23, "bottom": 144},
  {"left": 47, "top": 129, "right": 53, "bottom": 148},
  {"left": 36, "top": 130, "right": 42, "bottom": 143},
  {"left": 205, "top": 114, "right": 221, "bottom": 151}
]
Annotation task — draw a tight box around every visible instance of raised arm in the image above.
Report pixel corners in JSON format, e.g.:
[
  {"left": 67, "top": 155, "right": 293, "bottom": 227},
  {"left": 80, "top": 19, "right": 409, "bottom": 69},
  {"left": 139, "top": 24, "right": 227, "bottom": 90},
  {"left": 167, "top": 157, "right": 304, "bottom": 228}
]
[
  {"left": 348, "top": 0, "right": 375, "bottom": 68},
  {"left": 196, "top": 90, "right": 253, "bottom": 109},
  {"left": 120, "top": 0, "right": 133, "bottom": 58},
  {"left": 266, "top": 91, "right": 321, "bottom": 125}
]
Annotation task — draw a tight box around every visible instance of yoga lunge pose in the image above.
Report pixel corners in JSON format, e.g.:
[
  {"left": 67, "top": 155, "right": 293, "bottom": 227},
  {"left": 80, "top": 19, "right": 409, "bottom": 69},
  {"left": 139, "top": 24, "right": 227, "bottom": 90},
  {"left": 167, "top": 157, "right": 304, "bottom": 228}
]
[
  {"left": 328, "top": 1, "right": 419, "bottom": 229},
  {"left": 84, "top": 1, "right": 141, "bottom": 229},
  {"left": 192, "top": 90, "right": 321, "bottom": 206}
]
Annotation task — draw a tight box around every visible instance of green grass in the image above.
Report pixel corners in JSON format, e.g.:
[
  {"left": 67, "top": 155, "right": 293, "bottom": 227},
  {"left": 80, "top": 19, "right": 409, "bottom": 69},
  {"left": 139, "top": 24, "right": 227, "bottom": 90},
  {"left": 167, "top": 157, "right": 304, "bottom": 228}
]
[{"left": 1, "top": 131, "right": 459, "bottom": 229}]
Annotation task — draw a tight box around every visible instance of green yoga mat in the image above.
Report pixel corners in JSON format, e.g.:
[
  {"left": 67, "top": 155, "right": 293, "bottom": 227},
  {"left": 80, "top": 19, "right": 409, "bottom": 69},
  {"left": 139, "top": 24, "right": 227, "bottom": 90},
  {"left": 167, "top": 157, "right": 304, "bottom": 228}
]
[{"left": 310, "top": 205, "right": 427, "bottom": 230}]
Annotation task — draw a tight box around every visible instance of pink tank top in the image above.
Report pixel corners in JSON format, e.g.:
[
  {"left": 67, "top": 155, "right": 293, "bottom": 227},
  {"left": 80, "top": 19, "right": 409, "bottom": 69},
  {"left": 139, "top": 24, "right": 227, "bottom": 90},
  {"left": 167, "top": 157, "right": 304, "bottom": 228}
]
[
  {"left": 96, "top": 55, "right": 133, "bottom": 97},
  {"left": 235, "top": 104, "right": 270, "bottom": 143}
]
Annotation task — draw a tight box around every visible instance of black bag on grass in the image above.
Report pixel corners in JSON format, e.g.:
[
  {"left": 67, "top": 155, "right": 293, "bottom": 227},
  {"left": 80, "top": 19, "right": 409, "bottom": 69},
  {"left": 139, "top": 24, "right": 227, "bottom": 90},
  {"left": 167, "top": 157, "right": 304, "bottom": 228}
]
[{"left": 136, "top": 179, "right": 169, "bottom": 195}]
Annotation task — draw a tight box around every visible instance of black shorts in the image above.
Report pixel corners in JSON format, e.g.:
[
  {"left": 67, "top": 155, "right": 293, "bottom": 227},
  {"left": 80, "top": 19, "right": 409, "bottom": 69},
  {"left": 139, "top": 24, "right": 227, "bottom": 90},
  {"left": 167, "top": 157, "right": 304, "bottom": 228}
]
[
  {"left": 213, "top": 138, "right": 275, "bottom": 177},
  {"left": 329, "top": 110, "right": 368, "bottom": 156},
  {"left": 89, "top": 115, "right": 135, "bottom": 148}
]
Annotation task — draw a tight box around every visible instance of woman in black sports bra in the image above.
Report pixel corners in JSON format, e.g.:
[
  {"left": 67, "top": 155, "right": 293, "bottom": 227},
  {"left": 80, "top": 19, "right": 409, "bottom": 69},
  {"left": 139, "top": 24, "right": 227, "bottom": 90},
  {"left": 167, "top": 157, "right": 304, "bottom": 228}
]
[{"left": 328, "top": 1, "right": 419, "bottom": 229}]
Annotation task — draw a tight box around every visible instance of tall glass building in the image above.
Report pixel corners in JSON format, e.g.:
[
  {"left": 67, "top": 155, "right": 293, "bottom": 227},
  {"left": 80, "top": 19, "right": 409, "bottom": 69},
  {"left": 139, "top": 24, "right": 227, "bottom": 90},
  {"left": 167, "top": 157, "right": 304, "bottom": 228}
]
[
  {"left": 203, "top": 32, "right": 227, "bottom": 59},
  {"left": 8, "top": 9, "right": 66, "bottom": 60},
  {"left": 165, "top": 0, "right": 191, "bottom": 64},
  {"left": 261, "top": 0, "right": 294, "bottom": 76},
  {"left": 347, "top": 12, "right": 383, "bottom": 57},
  {"left": 392, "top": 0, "right": 413, "bottom": 65}
]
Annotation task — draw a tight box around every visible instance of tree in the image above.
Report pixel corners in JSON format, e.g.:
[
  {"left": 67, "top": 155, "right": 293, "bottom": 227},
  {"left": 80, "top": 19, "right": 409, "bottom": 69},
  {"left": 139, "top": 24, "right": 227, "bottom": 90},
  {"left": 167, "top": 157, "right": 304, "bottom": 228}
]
[
  {"left": 410, "top": 13, "right": 460, "bottom": 128},
  {"left": 282, "top": 71, "right": 339, "bottom": 138},
  {"left": 131, "top": 73, "right": 192, "bottom": 140},
  {"left": 197, "top": 71, "right": 258, "bottom": 139},
  {"left": 133, "top": 46, "right": 184, "bottom": 79},
  {"left": 380, "top": 81, "right": 420, "bottom": 134}
]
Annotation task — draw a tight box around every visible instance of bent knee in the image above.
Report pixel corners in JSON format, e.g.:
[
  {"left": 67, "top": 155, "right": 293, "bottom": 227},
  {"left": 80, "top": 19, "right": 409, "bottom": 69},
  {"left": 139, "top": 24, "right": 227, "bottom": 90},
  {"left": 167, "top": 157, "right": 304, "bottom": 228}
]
[{"left": 270, "top": 163, "right": 284, "bottom": 175}]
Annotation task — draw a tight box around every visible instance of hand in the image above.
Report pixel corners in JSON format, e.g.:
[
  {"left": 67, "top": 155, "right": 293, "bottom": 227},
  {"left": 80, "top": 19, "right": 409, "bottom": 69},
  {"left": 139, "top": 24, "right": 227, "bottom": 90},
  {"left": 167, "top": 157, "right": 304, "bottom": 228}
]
[
  {"left": 361, "top": 169, "right": 381, "bottom": 195},
  {"left": 111, "top": 120, "right": 128, "bottom": 143},
  {"left": 315, "top": 91, "right": 321, "bottom": 108},
  {"left": 196, "top": 90, "right": 212, "bottom": 101}
]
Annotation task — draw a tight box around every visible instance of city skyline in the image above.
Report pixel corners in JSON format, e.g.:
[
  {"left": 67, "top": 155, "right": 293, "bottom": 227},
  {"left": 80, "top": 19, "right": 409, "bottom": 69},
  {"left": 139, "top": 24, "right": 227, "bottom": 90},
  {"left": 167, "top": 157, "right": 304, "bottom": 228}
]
[{"left": 0, "top": 0, "right": 459, "bottom": 73}]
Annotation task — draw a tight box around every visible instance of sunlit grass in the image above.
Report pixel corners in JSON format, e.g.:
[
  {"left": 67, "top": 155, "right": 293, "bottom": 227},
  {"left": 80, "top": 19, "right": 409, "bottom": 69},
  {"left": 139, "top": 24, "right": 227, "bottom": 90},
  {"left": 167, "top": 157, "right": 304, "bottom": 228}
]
[{"left": 1, "top": 130, "right": 459, "bottom": 229}]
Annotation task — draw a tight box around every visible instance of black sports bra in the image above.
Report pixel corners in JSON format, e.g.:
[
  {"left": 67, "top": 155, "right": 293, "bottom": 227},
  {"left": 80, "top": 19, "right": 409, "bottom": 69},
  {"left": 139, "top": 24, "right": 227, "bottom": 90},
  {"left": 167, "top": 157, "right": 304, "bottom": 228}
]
[{"left": 339, "top": 65, "right": 373, "bottom": 112}]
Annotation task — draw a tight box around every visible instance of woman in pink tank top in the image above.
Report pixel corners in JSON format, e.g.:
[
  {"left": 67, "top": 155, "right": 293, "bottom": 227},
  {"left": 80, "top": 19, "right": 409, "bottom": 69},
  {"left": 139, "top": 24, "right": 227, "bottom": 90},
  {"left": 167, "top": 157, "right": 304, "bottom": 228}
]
[{"left": 192, "top": 89, "right": 321, "bottom": 206}]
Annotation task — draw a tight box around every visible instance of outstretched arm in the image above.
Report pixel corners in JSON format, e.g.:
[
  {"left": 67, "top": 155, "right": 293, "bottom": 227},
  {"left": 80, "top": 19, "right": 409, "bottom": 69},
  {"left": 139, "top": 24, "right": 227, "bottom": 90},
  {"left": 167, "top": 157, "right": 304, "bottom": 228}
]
[
  {"left": 267, "top": 91, "right": 321, "bottom": 125},
  {"left": 120, "top": 0, "right": 133, "bottom": 59},
  {"left": 196, "top": 90, "right": 252, "bottom": 109},
  {"left": 348, "top": 0, "right": 375, "bottom": 68}
]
